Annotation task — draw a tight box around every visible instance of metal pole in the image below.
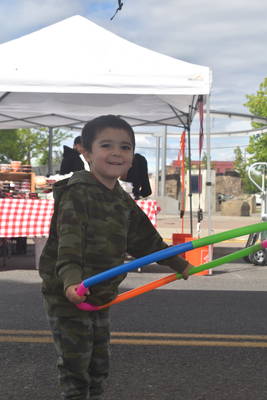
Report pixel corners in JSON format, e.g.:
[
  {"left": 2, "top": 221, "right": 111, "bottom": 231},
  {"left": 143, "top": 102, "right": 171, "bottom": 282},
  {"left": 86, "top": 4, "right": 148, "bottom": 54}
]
[
  {"left": 155, "top": 135, "right": 160, "bottom": 196},
  {"left": 160, "top": 126, "right": 167, "bottom": 196},
  {"left": 187, "top": 125, "right": 193, "bottom": 235},
  {"left": 205, "top": 94, "right": 214, "bottom": 266},
  {"left": 205, "top": 94, "right": 213, "bottom": 236},
  {"left": 48, "top": 127, "right": 53, "bottom": 176}
]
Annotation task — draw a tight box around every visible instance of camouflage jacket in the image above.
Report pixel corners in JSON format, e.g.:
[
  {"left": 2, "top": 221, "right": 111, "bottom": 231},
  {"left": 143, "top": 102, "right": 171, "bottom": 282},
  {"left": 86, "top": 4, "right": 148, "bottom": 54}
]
[{"left": 39, "top": 171, "right": 189, "bottom": 315}]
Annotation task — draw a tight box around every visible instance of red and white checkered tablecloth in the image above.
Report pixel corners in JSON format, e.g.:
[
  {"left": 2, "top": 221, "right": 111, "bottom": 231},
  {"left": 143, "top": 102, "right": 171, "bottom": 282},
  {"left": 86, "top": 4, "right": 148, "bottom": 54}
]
[
  {"left": 136, "top": 199, "right": 160, "bottom": 228},
  {"left": 0, "top": 199, "right": 54, "bottom": 238},
  {"left": 0, "top": 199, "right": 160, "bottom": 238}
]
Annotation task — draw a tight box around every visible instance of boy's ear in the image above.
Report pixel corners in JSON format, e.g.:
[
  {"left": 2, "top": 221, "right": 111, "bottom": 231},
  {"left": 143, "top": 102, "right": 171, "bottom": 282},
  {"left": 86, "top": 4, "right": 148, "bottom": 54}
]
[{"left": 83, "top": 151, "right": 91, "bottom": 165}]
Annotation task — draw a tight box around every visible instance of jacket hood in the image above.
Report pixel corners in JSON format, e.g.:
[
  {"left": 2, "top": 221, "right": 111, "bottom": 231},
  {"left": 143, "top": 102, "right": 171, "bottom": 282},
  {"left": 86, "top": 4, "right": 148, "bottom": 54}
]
[
  {"left": 62, "top": 145, "right": 78, "bottom": 156},
  {"left": 52, "top": 170, "right": 124, "bottom": 202}
]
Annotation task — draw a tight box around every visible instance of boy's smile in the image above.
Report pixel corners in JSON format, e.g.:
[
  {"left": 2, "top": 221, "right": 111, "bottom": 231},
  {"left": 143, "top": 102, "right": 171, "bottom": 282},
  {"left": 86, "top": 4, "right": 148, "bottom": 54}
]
[{"left": 85, "top": 127, "right": 134, "bottom": 189}]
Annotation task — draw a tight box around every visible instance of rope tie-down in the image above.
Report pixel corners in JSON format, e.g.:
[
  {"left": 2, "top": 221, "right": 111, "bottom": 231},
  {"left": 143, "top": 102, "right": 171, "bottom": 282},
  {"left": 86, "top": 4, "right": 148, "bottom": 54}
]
[{"left": 76, "top": 222, "right": 267, "bottom": 311}]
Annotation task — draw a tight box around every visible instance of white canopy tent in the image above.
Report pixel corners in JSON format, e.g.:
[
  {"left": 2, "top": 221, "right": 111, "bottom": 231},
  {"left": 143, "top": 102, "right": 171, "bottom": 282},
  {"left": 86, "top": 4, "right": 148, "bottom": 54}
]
[
  {"left": 0, "top": 15, "right": 211, "bottom": 128},
  {"left": 0, "top": 15, "right": 212, "bottom": 235}
]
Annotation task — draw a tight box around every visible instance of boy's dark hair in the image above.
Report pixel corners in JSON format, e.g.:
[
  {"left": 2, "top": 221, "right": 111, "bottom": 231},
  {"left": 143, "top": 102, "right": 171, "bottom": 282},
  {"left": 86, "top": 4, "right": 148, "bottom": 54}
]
[
  {"left": 74, "top": 136, "right": 81, "bottom": 145},
  {"left": 81, "top": 115, "right": 135, "bottom": 152}
]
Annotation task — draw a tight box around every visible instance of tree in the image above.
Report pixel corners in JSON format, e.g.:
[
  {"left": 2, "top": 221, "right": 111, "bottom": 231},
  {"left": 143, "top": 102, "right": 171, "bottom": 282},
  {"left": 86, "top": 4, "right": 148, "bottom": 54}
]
[
  {"left": 0, "top": 127, "right": 72, "bottom": 165},
  {"left": 0, "top": 130, "right": 21, "bottom": 163},
  {"left": 228, "top": 78, "right": 267, "bottom": 193},
  {"left": 201, "top": 152, "right": 208, "bottom": 169},
  {"left": 246, "top": 134, "right": 267, "bottom": 165},
  {"left": 234, "top": 146, "right": 262, "bottom": 193},
  {"left": 233, "top": 146, "right": 246, "bottom": 179},
  {"left": 239, "top": 77, "right": 267, "bottom": 183},
  {"left": 244, "top": 77, "right": 267, "bottom": 129},
  {"left": 201, "top": 152, "right": 215, "bottom": 170},
  {"left": 243, "top": 77, "right": 267, "bottom": 163}
]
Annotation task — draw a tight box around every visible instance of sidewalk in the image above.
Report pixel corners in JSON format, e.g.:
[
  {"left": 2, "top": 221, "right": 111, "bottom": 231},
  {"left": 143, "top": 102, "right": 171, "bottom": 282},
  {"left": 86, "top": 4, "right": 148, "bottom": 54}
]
[
  {"left": 156, "top": 212, "right": 261, "bottom": 246},
  {"left": 156, "top": 212, "right": 263, "bottom": 263},
  {"left": 0, "top": 212, "right": 262, "bottom": 271}
]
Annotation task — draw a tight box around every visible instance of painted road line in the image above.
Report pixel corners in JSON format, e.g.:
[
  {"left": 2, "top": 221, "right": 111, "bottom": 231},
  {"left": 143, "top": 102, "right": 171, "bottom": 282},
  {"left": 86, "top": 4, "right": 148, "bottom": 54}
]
[
  {"left": 4, "top": 329, "right": 267, "bottom": 340},
  {"left": 0, "top": 329, "right": 51, "bottom": 335},
  {"left": 1, "top": 336, "right": 267, "bottom": 348},
  {"left": 1, "top": 330, "right": 267, "bottom": 348},
  {"left": 111, "top": 332, "right": 267, "bottom": 340},
  {"left": 111, "top": 339, "right": 267, "bottom": 348},
  {"left": 0, "top": 336, "right": 53, "bottom": 343}
]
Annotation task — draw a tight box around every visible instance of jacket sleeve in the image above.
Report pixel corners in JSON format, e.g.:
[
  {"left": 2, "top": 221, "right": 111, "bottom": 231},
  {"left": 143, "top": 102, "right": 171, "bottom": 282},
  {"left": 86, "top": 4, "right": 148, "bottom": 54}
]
[
  {"left": 59, "top": 158, "right": 71, "bottom": 175},
  {"left": 55, "top": 185, "right": 87, "bottom": 291},
  {"left": 127, "top": 201, "right": 190, "bottom": 273}
]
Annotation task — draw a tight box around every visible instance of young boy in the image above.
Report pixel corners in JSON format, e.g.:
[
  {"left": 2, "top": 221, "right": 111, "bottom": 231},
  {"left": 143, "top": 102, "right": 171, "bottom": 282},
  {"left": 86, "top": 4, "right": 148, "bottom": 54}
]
[{"left": 39, "top": 115, "right": 192, "bottom": 400}]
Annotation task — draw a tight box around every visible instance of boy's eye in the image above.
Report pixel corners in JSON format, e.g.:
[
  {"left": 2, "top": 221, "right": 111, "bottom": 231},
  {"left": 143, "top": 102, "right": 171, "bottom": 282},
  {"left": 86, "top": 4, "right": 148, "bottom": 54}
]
[{"left": 100, "top": 143, "right": 132, "bottom": 150}]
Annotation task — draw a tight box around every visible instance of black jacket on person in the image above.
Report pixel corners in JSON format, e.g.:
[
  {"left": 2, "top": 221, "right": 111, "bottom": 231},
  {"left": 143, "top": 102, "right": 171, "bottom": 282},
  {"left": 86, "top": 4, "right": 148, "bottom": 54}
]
[
  {"left": 59, "top": 146, "right": 85, "bottom": 175},
  {"left": 125, "top": 153, "right": 152, "bottom": 200}
]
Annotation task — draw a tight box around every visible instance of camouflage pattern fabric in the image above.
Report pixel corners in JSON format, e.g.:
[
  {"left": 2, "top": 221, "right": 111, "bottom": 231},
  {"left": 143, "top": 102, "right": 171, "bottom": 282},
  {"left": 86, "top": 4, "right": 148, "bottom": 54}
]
[
  {"left": 39, "top": 171, "right": 190, "bottom": 399},
  {"left": 39, "top": 171, "right": 189, "bottom": 315},
  {"left": 45, "top": 300, "right": 110, "bottom": 400}
]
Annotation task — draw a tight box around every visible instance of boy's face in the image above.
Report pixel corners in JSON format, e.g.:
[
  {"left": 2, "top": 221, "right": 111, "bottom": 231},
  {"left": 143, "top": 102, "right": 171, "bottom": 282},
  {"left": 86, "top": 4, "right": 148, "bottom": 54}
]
[{"left": 85, "top": 127, "right": 134, "bottom": 189}]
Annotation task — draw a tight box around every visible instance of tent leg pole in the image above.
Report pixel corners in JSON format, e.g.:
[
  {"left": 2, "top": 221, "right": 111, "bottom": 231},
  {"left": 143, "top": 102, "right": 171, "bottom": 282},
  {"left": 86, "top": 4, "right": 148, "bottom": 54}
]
[
  {"left": 205, "top": 94, "right": 213, "bottom": 263},
  {"left": 160, "top": 126, "right": 167, "bottom": 196},
  {"left": 187, "top": 126, "right": 193, "bottom": 235},
  {"left": 155, "top": 135, "right": 160, "bottom": 196},
  {"left": 205, "top": 94, "right": 212, "bottom": 236},
  {"left": 48, "top": 127, "right": 53, "bottom": 176}
]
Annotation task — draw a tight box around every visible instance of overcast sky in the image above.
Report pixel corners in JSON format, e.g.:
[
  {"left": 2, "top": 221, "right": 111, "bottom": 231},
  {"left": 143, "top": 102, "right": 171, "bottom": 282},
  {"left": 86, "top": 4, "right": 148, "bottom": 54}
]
[{"left": 0, "top": 0, "right": 266, "bottom": 168}]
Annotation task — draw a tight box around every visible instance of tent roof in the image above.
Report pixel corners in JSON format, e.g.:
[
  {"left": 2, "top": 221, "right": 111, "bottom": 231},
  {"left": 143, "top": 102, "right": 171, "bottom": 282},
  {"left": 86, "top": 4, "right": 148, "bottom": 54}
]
[{"left": 0, "top": 15, "right": 212, "bottom": 129}]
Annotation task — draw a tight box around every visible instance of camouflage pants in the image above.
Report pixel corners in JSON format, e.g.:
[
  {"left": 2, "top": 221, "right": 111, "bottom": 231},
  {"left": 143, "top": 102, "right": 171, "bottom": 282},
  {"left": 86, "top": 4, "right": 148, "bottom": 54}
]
[{"left": 46, "top": 305, "right": 110, "bottom": 400}]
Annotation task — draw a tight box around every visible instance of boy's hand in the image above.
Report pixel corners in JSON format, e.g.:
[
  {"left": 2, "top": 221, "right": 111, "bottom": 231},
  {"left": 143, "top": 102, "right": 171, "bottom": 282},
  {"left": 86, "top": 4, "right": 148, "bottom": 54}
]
[
  {"left": 65, "top": 284, "right": 90, "bottom": 304},
  {"left": 181, "top": 263, "right": 193, "bottom": 280}
]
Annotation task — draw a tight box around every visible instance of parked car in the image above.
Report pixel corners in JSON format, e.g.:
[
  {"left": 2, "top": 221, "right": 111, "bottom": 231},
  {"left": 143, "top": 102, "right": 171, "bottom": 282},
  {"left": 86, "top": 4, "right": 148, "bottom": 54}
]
[{"left": 243, "top": 231, "right": 267, "bottom": 266}]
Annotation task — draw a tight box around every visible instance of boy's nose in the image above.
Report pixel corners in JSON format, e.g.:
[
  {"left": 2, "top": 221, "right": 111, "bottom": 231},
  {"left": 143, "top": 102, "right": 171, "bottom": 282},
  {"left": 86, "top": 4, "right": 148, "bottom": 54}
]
[{"left": 111, "top": 147, "right": 122, "bottom": 156}]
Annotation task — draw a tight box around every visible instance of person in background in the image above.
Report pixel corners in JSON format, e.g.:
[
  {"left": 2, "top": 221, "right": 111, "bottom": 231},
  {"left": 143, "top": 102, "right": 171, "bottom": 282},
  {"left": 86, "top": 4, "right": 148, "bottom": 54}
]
[
  {"left": 59, "top": 136, "right": 88, "bottom": 175},
  {"left": 120, "top": 153, "right": 152, "bottom": 199},
  {"left": 39, "top": 115, "right": 192, "bottom": 400}
]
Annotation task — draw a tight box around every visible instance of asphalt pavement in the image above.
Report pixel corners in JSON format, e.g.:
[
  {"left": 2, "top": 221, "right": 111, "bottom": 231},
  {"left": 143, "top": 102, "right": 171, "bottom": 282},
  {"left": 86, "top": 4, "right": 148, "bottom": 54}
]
[
  {"left": 1, "top": 211, "right": 267, "bottom": 400},
  {"left": 1, "top": 263, "right": 267, "bottom": 400}
]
